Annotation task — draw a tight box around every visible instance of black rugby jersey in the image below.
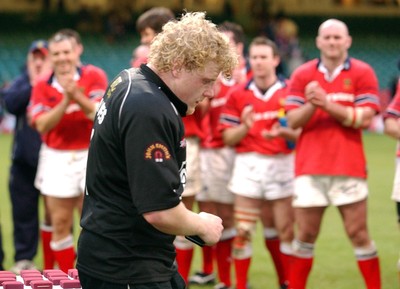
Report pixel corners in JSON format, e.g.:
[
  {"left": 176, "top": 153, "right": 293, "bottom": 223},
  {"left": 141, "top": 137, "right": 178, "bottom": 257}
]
[{"left": 77, "top": 64, "right": 187, "bottom": 284}]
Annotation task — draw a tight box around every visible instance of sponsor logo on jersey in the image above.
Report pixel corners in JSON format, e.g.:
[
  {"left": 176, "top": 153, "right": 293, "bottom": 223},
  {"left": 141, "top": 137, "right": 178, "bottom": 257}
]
[
  {"left": 145, "top": 142, "right": 171, "bottom": 162},
  {"left": 253, "top": 110, "right": 279, "bottom": 121},
  {"left": 327, "top": 92, "right": 354, "bottom": 102},
  {"left": 210, "top": 96, "right": 228, "bottom": 108},
  {"left": 97, "top": 100, "right": 107, "bottom": 124},
  {"left": 106, "top": 76, "right": 122, "bottom": 99}
]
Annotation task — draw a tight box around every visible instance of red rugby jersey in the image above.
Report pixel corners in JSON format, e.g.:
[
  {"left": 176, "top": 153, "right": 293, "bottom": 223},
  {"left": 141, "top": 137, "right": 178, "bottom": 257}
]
[
  {"left": 202, "top": 67, "right": 252, "bottom": 149},
  {"left": 285, "top": 58, "right": 380, "bottom": 178},
  {"left": 29, "top": 64, "right": 108, "bottom": 150},
  {"left": 219, "top": 79, "right": 292, "bottom": 155},
  {"left": 383, "top": 79, "right": 400, "bottom": 156},
  {"left": 183, "top": 109, "right": 205, "bottom": 140}
]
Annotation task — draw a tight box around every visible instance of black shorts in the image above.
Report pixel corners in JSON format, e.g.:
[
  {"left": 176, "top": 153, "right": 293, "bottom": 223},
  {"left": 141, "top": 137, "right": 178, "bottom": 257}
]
[{"left": 78, "top": 270, "right": 186, "bottom": 289}]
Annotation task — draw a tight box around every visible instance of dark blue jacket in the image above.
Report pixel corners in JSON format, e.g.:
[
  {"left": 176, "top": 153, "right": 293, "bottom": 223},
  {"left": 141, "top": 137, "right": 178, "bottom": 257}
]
[{"left": 1, "top": 69, "right": 41, "bottom": 168}]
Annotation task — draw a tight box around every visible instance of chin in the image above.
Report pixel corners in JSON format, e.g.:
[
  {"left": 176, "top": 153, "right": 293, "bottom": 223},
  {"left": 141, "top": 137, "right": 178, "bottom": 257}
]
[{"left": 186, "top": 107, "right": 195, "bottom": 115}]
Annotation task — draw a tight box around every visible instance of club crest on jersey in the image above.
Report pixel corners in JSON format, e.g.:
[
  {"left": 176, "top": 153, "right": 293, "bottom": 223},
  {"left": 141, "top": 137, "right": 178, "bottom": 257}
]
[
  {"left": 145, "top": 142, "right": 171, "bottom": 162},
  {"left": 343, "top": 78, "right": 352, "bottom": 90}
]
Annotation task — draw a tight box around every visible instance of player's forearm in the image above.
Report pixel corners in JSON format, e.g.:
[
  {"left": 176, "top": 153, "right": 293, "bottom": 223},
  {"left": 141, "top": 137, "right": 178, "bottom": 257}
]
[
  {"left": 143, "top": 202, "right": 208, "bottom": 237},
  {"left": 287, "top": 102, "right": 316, "bottom": 129},
  {"left": 71, "top": 90, "right": 97, "bottom": 119},
  {"left": 33, "top": 98, "right": 69, "bottom": 134},
  {"left": 278, "top": 126, "right": 301, "bottom": 142},
  {"left": 384, "top": 118, "right": 400, "bottom": 139},
  {"left": 323, "top": 101, "right": 375, "bottom": 129},
  {"left": 221, "top": 124, "right": 249, "bottom": 146}
]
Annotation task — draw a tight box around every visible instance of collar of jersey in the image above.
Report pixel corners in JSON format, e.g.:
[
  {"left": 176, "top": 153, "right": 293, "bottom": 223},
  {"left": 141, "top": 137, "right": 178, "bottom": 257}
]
[
  {"left": 47, "top": 66, "right": 82, "bottom": 85},
  {"left": 140, "top": 64, "right": 188, "bottom": 117}
]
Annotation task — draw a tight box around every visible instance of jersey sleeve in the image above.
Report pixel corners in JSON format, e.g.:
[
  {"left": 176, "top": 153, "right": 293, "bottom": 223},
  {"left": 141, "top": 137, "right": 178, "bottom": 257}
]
[
  {"left": 353, "top": 63, "right": 380, "bottom": 112},
  {"left": 85, "top": 65, "right": 108, "bottom": 102},
  {"left": 383, "top": 80, "right": 400, "bottom": 120},
  {"left": 118, "top": 82, "right": 182, "bottom": 214},
  {"left": 28, "top": 80, "right": 51, "bottom": 127},
  {"left": 219, "top": 88, "right": 243, "bottom": 132},
  {"left": 285, "top": 67, "right": 306, "bottom": 112}
]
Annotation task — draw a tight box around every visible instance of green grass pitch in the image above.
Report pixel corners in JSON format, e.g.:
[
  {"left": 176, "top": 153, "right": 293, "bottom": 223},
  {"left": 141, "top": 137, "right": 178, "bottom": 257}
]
[{"left": 0, "top": 132, "right": 398, "bottom": 288}]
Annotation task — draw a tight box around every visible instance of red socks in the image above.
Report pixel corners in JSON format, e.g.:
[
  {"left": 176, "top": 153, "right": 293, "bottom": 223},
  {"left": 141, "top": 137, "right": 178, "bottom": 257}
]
[
  {"left": 355, "top": 242, "right": 381, "bottom": 289},
  {"left": 357, "top": 257, "right": 381, "bottom": 289},
  {"left": 175, "top": 247, "right": 194, "bottom": 283},
  {"left": 265, "top": 237, "right": 286, "bottom": 286},
  {"left": 216, "top": 237, "right": 233, "bottom": 287},
  {"left": 234, "top": 257, "right": 251, "bottom": 289},
  {"left": 201, "top": 245, "right": 214, "bottom": 274},
  {"left": 288, "top": 255, "right": 313, "bottom": 289},
  {"left": 40, "top": 224, "right": 55, "bottom": 269},
  {"left": 52, "top": 246, "right": 76, "bottom": 273},
  {"left": 50, "top": 234, "right": 76, "bottom": 273}
]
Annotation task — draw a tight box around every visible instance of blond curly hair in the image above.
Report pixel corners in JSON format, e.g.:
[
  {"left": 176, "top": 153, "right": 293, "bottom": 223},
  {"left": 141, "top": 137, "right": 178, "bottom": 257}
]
[{"left": 148, "top": 11, "right": 238, "bottom": 79}]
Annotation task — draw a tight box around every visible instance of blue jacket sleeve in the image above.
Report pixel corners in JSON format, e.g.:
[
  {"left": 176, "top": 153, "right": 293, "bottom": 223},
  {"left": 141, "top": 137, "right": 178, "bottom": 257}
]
[{"left": 1, "top": 70, "right": 32, "bottom": 116}]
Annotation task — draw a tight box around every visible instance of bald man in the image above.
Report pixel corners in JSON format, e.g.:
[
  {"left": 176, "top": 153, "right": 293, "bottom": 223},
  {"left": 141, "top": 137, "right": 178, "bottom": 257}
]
[
  {"left": 130, "top": 44, "right": 150, "bottom": 68},
  {"left": 284, "top": 19, "right": 381, "bottom": 289}
]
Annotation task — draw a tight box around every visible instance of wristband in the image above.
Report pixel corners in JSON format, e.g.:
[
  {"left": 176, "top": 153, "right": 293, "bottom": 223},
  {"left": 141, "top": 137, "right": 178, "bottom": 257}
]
[
  {"left": 353, "top": 107, "right": 364, "bottom": 128},
  {"left": 342, "top": 107, "right": 354, "bottom": 127}
]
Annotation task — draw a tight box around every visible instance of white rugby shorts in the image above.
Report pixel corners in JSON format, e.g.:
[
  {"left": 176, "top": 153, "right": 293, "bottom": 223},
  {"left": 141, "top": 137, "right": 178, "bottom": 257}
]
[
  {"left": 35, "top": 144, "right": 88, "bottom": 198},
  {"left": 292, "top": 175, "right": 369, "bottom": 207},
  {"left": 228, "top": 152, "right": 294, "bottom": 200},
  {"left": 391, "top": 157, "right": 400, "bottom": 202},
  {"left": 196, "top": 147, "right": 235, "bottom": 204},
  {"left": 182, "top": 137, "right": 202, "bottom": 197}
]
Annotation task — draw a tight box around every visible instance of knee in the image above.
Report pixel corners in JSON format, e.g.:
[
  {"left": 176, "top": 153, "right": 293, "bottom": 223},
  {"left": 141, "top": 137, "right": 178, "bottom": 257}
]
[
  {"left": 222, "top": 216, "right": 234, "bottom": 229},
  {"left": 232, "top": 230, "right": 252, "bottom": 260},
  {"left": 277, "top": 220, "right": 295, "bottom": 242},
  {"left": 346, "top": 225, "right": 369, "bottom": 247},
  {"left": 51, "top": 215, "right": 72, "bottom": 235},
  {"left": 219, "top": 207, "right": 234, "bottom": 228},
  {"left": 233, "top": 206, "right": 259, "bottom": 259}
]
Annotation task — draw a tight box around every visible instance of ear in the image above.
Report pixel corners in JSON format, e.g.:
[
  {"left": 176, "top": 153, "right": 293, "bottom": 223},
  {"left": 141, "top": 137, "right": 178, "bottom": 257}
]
[
  {"left": 274, "top": 55, "right": 281, "bottom": 68},
  {"left": 237, "top": 42, "right": 244, "bottom": 56},
  {"left": 315, "top": 36, "right": 321, "bottom": 50},
  {"left": 171, "top": 61, "right": 183, "bottom": 78},
  {"left": 345, "top": 35, "right": 352, "bottom": 50}
]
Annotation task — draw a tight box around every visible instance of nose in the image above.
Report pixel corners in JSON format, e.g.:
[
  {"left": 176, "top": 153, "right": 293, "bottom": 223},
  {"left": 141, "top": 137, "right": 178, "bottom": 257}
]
[
  {"left": 141, "top": 36, "right": 151, "bottom": 45},
  {"left": 33, "top": 58, "right": 44, "bottom": 65},
  {"left": 58, "top": 52, "right": 68, "bottom": 62},
  {"left": 204, "top": 86, "right": 215, "bottom": 99}
]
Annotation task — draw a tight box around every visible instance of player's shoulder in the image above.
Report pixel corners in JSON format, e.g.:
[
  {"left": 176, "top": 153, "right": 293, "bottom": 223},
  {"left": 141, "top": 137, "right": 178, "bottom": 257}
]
[
  {"left": 291, "top": 59, "right": 319, "bottom": 77},
  {"left": 115, "top": 69, "right": 166, "bottom": 108},
  {"left": 34, "top": 75, "right": 52, "bottom": 89},
  {"left": 349, "top": 57, "right": 374, "bottom": 71},
  {"left": 235, "top": 81, "right": 250, "bottom": 92},
  {"left": 81, "top": 64, "right": 107, "bottom": 77},
  {"left": 228, "top": 81, "right": 250, "bottom": 99}
]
